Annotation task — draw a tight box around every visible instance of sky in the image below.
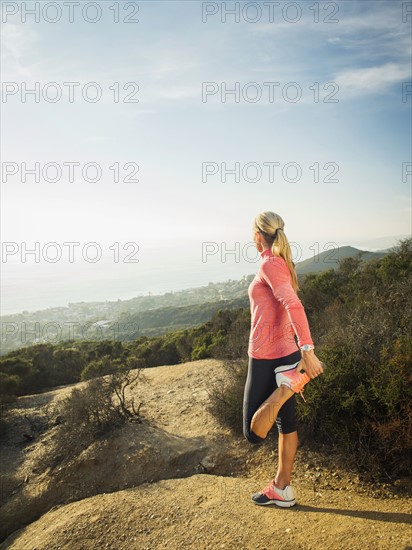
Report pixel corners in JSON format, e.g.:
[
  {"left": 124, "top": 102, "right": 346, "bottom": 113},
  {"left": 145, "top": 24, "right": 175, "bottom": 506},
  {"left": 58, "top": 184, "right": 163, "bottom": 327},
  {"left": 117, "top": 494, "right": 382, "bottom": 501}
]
[{"left": 1, "top": 0, "right": 411, "bottom": 313}]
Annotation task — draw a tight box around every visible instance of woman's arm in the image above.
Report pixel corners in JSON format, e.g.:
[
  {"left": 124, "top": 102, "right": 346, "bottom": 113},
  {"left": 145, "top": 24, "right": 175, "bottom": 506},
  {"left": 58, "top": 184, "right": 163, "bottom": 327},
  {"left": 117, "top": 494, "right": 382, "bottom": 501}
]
[
  {"left": 260, "top": 258, "right": 324, "bottom": 379},
  {"left": 260, "top": 258, "right": 314, "bottom": 348}
]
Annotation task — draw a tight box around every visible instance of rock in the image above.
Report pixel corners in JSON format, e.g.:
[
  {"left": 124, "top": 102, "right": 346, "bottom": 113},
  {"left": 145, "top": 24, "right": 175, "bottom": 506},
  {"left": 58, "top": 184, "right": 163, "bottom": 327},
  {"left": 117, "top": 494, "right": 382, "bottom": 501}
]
[
  {"left": 54, "top": 415, "right": 63, "bottom": 425},
  {"left": 200, "top": 455, "right": 215, "bottom": 470}
]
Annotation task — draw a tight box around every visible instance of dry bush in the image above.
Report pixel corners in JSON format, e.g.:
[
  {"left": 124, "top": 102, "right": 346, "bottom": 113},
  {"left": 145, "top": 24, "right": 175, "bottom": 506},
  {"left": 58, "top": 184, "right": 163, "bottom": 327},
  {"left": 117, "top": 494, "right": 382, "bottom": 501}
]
[
  {"left": 206, "top": 359, "right": 247, "bottom": 434},
  {"left": 46, "top": 365, "right": 146, "bottom": 469}
]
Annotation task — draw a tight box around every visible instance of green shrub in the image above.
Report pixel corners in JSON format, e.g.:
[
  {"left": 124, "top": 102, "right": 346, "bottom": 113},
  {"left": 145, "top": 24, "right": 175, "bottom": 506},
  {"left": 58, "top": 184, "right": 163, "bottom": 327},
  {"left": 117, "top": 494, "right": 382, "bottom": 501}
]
[
  {"left": 0, "top": 371, "right": 22, "bottom": 396},
  {"left": 51, "top": 347, "right": 86, "bottom": 385},
  {"left": 80, "top": 354, "right": 120, "bottom": 381},
  {"left": 297, "top": 239, "right": 412, "bottom": 478}
]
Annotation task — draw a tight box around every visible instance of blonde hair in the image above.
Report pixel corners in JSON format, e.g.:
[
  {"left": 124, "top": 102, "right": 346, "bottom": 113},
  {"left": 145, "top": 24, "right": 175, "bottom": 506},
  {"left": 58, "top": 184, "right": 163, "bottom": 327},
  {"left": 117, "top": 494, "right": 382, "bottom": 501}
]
[{"left": 253, "top": 211, "right": 300, "bottom": 293}]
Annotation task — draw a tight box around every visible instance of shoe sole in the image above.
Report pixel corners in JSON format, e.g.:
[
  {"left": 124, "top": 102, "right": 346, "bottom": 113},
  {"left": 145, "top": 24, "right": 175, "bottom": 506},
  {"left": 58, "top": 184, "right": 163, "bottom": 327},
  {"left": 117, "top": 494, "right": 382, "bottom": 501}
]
[
  {"left": 275, "top": 361, "right": 327, "bottom": 377},
  {"left": 275, "top": 361, "right": 308, "bottom": 392},
  {"left": 251, "top": 498, "right": 296, "bottom": 507},
  {"left": 274, "top": 361, "right": 302, "bottom": 374}
]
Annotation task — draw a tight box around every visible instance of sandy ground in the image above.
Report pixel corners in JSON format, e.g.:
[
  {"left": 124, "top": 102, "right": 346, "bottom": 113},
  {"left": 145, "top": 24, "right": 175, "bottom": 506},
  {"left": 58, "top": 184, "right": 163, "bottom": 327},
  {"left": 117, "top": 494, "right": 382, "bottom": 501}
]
[{"left": 0, "top": 358, "right": 411, "bottom": 549}]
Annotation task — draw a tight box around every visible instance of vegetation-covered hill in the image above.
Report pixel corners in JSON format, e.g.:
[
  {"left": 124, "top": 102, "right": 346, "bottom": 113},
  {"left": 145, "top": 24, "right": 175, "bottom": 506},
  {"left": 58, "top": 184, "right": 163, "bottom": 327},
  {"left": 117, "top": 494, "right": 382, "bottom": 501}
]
[
  {"left": 294, "top": 245, "right": 386, "bottom": 275},
  {"left": 0, "top": 245, "right": 388, "bottom": 355}
]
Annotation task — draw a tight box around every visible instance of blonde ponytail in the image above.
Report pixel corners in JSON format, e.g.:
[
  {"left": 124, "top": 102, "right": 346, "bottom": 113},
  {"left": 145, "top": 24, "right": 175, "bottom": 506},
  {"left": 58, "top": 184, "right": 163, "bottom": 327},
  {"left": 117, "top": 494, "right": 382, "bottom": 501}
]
[{"left": 253, "top": 211, "right": 300, "bottom": 293}]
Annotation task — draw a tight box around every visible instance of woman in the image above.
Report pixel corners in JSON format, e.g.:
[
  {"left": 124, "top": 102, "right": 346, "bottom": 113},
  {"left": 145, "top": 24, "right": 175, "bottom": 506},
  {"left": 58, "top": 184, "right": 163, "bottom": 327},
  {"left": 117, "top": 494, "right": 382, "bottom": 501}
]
[{"left": 243, "top": 211, "right": 324, "bottom": 507}]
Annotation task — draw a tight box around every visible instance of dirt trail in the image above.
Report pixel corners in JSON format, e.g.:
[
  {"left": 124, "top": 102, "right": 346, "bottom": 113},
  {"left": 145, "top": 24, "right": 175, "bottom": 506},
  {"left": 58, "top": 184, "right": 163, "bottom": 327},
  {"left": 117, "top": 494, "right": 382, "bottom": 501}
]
[
  {"left": 2, "top": 474, "right": 412, "bottom": 550},
  {"left": 0, "top": 359, "right": 411, "bottom": 549}
]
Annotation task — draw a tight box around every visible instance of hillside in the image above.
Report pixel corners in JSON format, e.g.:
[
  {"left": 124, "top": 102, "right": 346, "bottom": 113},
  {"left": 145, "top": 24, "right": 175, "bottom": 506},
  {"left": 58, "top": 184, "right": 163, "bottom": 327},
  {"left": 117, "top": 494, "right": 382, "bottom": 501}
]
[
  {"left": 0, "top": 359, "right": 411, "bottom": 549},
  {"left": 295, "top": 245, "right": 387, "bottom": 276},
  {"left": 0, "top": 245, "right": 389, "bottom": 355},
  {"left": 114, "top": 296, "right": 249, "bottom": 339}
]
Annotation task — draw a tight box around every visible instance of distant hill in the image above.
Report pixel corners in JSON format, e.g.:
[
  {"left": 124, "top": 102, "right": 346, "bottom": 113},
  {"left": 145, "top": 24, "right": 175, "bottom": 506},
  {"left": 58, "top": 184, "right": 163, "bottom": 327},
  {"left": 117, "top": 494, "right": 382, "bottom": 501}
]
[
  {"left": 295, "top": 245, "right": 388, "bottom": 276},
  {"left": 115, "top": 296, "right": 249, "bottom": 340}
]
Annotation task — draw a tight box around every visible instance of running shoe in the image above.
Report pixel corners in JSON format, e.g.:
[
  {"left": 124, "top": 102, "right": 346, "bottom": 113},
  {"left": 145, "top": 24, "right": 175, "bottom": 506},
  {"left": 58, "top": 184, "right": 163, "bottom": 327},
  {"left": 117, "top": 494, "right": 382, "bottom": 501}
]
[
  {"left": 251, "top": 479, "right": 296, "bottom": 507},
  {"left": 274, "top": 361, "right": 310, "bottom": 401}
]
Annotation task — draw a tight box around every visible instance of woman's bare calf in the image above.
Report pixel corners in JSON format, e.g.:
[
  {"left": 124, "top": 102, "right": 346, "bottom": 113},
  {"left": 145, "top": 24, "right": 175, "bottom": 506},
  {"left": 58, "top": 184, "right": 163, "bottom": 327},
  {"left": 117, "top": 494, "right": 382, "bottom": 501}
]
[{"left": 250, "top": 385, "right": 295, "bottom": 439}]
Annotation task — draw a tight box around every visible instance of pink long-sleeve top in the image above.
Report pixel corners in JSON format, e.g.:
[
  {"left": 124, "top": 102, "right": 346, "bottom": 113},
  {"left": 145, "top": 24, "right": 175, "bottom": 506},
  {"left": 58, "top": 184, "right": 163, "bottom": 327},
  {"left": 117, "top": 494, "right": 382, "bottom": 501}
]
[{"left": 248, "top": 248, "right": 314, "bottom": 360}]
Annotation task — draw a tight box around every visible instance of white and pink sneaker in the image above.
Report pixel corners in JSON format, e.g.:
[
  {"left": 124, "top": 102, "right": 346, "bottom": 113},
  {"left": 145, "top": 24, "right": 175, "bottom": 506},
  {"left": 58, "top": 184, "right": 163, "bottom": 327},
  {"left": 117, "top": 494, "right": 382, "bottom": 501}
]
[
  {"left": 275, "top": 361, "right": 311, "bottom": 401},
  {"left": 251, "top": 480, "right": 296, "bottom": 507}
]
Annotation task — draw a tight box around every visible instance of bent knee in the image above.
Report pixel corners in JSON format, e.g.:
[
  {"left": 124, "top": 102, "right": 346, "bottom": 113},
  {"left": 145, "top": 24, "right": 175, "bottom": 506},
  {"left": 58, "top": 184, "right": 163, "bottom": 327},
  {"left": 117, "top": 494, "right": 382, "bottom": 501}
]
[{"left": 243, "top": 428, "right": 265, "bottom": 444}]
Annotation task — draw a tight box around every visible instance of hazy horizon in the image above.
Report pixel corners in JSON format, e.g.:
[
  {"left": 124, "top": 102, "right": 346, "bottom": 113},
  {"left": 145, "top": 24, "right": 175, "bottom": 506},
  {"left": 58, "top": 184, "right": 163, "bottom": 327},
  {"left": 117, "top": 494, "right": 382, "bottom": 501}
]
[{"left": 1, "top": 233, "right": 408, "bottom": 316}]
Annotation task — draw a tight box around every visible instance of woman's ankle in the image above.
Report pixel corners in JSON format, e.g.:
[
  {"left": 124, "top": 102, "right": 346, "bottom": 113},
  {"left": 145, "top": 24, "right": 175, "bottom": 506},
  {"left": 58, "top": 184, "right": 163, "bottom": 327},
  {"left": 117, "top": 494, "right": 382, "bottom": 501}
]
[{"left": 274, "top": 476, "right": 291, "bottom": 489}]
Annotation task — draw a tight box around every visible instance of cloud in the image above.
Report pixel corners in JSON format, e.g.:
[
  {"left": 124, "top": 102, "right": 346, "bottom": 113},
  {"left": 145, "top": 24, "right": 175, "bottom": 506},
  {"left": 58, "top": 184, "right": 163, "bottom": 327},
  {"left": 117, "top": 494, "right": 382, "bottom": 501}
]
[
  {"left": 334, "top": 63, "right": 411, "bottom": 96},
  {"left": 250, "top": 2, "right": 410, "bottom": 71},
  {"left": 250, "top": 2, "right": 407, "bottom": 36},
  {"left": 0, "top": 22, "right": 40, "bottom": 79}
]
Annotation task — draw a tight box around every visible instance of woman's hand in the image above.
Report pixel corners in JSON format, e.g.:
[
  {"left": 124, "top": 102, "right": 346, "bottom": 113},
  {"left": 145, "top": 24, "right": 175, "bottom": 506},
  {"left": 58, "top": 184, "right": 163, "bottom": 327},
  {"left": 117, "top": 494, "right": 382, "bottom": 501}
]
[{"left": 300, "top": 350, "right": 324, "bottom": 379}]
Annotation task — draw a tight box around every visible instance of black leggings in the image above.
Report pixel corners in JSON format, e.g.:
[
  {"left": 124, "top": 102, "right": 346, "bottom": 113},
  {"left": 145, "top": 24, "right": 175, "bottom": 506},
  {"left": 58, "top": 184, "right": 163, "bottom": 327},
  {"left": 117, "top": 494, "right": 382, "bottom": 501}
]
[{"left": 243, "top": 349, "right": 302, "bottom": 443}]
